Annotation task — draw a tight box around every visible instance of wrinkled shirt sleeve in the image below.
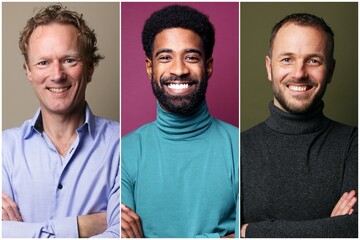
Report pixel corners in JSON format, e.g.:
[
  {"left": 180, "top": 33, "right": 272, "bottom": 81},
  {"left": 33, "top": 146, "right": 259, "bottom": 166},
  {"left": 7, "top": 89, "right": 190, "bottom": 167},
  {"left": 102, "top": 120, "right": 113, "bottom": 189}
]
[{"left": 92, "top": 162, "right": 120, "bottom": 238}]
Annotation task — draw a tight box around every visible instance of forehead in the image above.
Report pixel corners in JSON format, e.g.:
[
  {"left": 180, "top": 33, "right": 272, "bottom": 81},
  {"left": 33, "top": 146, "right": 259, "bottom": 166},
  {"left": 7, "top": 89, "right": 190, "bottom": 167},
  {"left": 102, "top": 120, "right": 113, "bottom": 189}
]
[
  {"left": 272, "top": 23, "right": 330, "bottom": 55},
  {"left": 153, "top": 28, "right": 203, "bottom": 51},
  {"left": 27, "top": 23, "right": 81, "bottom": 59},
  {"left": 29, "top": 23, "right": 79, "bottom": 46}
]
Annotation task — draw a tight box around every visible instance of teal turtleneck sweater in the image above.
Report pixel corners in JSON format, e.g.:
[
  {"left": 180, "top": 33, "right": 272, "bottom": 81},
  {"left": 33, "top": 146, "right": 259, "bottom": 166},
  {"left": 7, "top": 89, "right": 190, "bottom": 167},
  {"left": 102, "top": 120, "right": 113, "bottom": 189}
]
[{"left": 122, "top": 101, "right": 239, "bottom": 238}]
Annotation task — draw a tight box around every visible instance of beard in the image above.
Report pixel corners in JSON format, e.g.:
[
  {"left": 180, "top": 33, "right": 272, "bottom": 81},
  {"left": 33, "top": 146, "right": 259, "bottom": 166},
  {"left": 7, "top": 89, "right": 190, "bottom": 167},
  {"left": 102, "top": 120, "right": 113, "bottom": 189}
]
[
  {"left": 272, "top": 77, "right": 328, "bottom": 114},
  {"left": 151, "top": 74, "right": 209, "bottom": 115}
]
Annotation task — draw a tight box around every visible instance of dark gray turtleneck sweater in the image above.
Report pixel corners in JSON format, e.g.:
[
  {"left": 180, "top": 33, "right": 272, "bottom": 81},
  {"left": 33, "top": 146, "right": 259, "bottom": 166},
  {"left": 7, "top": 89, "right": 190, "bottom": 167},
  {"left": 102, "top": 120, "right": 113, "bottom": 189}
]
[{"left": 241, "top": 101, "right": 357, "bottom": 238}]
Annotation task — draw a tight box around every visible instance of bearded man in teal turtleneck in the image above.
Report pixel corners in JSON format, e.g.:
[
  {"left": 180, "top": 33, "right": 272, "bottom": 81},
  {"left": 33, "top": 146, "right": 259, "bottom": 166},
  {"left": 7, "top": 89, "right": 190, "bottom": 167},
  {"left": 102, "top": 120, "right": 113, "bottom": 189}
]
[{"left": 121, "top": 5, "right": 239, "bottom": 238}]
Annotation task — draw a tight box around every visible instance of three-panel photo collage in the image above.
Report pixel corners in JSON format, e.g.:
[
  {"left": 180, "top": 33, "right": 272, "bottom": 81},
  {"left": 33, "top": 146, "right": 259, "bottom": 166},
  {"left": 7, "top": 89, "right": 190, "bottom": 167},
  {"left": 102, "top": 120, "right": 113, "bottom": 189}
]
[{"left": 2, "top": 1, "right": 358, "bottom": 238}]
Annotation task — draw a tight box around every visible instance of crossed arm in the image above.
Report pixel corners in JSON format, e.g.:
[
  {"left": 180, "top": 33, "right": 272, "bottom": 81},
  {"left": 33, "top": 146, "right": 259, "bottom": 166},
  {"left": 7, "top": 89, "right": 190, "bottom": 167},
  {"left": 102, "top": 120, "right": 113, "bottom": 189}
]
[
  {"left": 2, "top": 193, "right": 107, "bottom": 238},
  {"left": 240, "top": 190, "right": 358, "bottom": 238},
  {"left": 121, "top": 204, "right": 236, "bottom": 238}
]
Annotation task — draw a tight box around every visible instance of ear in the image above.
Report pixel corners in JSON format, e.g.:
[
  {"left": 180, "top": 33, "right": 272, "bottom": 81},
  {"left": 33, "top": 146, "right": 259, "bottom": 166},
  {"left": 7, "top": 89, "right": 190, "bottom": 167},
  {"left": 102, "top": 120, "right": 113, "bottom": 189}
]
[
  {"left": 25, "top": 63, "right": 33, "bottom": 82},
  {"left": 205, "top": 58, "right": 213, "bottom": 79},
  {"left": 265, "top": 55, "right": 272, "bottom": 82},
  {"left": 145, "top": 58, "right": 152, "bottom": 80},
  {"left": 327, "top": 59, "right": 336, "bottom": 84}
]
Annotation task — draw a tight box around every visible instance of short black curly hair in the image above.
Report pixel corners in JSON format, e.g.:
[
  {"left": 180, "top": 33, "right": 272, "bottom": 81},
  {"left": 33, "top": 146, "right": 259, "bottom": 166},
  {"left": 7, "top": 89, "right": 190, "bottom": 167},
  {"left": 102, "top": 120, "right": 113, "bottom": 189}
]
[{"left": 142, "top": 5, "right": 215, "bottom": 60}]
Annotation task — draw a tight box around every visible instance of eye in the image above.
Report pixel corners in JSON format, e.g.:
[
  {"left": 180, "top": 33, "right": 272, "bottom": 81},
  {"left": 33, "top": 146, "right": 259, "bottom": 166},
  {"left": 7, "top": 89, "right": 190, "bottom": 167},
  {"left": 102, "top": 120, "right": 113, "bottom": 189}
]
[
  {"left": 185, "top": 55, "right": 199, "bottom": 63},
  {"left": 37, "top": 61, "right": 48, "bottom": 66},
  {"left": 65, "top": 59, "right": 75, "bottom": 63},
  {"left": 308, "top": 59, "right": 320, "bottom": 65},
  {"left": 35, "top": 60, "right": 49, "bottom": 69},
  {"left": 281, "top": 58, "right": 291, "bottom": 63},
  {"left": 63, "top": 58, "right": 79, "bottom": 66},
  {"left": 158, "top": 55, "right": 172, "bottom": 62}
]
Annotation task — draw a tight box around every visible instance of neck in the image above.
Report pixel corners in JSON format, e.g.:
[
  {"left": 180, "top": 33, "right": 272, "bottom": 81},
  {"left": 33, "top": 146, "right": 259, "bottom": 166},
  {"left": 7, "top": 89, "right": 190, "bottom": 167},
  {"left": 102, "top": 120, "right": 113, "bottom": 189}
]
[
  {"left": 156, "top": 100, "right": 213, "bottom": 140},
  {"left": 265, "top": 101, "right": 329, "bottom": 134},
  {"left": 41, "top": 103, "right": 86, "bottom": 156}
]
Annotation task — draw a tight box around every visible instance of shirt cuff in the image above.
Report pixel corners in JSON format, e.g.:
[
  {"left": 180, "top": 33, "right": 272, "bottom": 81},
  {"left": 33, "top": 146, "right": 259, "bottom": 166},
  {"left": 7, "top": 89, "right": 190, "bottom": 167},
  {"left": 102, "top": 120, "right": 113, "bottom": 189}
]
[{"left": 52, "top": 216, "right": 79, "bottom": 238}]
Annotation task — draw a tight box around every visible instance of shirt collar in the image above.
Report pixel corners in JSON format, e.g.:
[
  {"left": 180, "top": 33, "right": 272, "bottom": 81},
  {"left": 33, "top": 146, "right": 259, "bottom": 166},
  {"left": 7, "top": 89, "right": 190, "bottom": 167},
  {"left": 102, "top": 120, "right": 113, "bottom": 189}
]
[{"left": 24, "top": 103, "right": 96, "bottom": 139}]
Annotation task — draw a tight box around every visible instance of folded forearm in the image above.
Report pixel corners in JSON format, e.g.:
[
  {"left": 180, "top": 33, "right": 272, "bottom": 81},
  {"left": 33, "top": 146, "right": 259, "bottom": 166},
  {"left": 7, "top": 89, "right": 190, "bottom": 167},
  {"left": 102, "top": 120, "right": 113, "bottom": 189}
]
[
  {"left": 246, "top": 214, "right": 358, "bottom": 238},
  {"left": 2, "top": 217, "right": 78, "bottom": 238}
]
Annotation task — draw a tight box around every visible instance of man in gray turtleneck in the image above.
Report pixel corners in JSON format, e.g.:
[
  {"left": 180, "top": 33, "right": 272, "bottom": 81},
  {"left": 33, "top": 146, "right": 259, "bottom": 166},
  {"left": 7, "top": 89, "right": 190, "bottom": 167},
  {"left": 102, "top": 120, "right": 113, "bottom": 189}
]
[{"left": 241, "top": 13, "right": 357, "bottom": 238}]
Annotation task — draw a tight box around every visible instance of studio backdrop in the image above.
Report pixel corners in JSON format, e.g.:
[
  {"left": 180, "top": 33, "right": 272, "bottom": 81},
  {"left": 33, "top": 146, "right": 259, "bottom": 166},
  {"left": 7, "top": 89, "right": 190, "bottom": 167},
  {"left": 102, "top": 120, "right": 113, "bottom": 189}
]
[
  {"left": 2, "top": 2, "right": 120, "bottom": 130},
  {"left": 121, "top": 2, "right": 239, "bottom": 136}
]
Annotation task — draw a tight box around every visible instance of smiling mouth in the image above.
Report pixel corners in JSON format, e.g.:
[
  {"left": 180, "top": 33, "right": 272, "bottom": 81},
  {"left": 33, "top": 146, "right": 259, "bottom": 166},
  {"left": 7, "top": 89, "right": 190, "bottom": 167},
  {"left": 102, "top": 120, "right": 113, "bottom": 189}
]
[
  {"left": 288, "top": 85, "right": 313, "bottom": 92},
  {"left": 167, "top": 83, "right": 189, "bottom": 90},
  {"left": 48, "top": 87, "right": 70, "bottom": 93}
]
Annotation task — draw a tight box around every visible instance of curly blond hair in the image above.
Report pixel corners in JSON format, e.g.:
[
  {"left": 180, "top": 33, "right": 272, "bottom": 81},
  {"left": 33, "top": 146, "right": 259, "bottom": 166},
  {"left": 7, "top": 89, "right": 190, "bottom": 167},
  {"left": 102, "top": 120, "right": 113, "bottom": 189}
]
[{"left": 19, "top": 4, "right": 103, "bottom": 69}]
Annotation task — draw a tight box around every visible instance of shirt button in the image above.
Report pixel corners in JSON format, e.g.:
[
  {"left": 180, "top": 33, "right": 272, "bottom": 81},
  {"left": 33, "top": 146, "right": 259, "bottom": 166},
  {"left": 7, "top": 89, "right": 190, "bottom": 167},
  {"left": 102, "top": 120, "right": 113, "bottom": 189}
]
[{"left": 58, "top": 183, "right": 63, "bottom": 189}]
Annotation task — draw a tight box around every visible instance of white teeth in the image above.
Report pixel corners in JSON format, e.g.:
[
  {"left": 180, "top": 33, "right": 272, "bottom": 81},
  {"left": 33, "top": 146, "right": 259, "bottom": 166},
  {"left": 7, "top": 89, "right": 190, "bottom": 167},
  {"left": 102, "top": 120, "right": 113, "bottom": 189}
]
[
  {"left": 48, "top": 87, "right": 68, "bottom": 93},
  {"left": 168, "top": 83, "right": 189, "bottom": 90},
  {"left": 289, "top": 85, "right": 308, "bottom": 92}
]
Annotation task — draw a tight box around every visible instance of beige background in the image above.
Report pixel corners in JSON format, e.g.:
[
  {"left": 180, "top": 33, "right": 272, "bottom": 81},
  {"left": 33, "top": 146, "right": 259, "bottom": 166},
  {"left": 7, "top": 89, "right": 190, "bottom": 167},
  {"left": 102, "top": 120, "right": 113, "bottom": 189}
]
[
  {"left": 241, "top": 2, "right": 358, "bottom": 131},
  {"left": 2, "top": 2, "right": 119, "bottom": 130}
]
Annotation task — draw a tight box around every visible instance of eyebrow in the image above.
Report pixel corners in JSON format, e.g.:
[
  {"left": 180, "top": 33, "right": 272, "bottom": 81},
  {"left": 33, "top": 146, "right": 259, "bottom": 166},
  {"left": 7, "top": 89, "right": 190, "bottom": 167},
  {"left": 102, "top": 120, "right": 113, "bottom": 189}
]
[
  {"left": 30, "top": 51, "right": 81, "bottom": 61},
  {"left": 154, "top": 48, "right": 203, "bottom": 57},
  {"left": 278, "top": 52, "right": 325, "bottom": 59},
  {"left": 155, "top": 49, "right": 172, "bottom": 57},
  {"left": 184, "top": 48, "right": 203, "bottom": 56}
]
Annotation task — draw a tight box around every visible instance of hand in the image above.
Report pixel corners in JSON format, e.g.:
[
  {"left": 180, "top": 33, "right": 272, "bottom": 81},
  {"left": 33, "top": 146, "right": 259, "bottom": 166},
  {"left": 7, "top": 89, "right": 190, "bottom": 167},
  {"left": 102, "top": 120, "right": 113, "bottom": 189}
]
[
  {"left": 2, "top": 193, "right": 23, "bottom": 221},
  {"left": 241, "top": 224, "right": 248, "bottom": 238},
  {"left": 77, "top": 212, "right": 107, "bottom": 238},
  {"left": 331, "top": 190, "right": 357, "bottom": 217},
  {"left": 221, "top": 233, "right": 235, "bottom": 238},
  {"left": 121, "top": 204, "right": 143, "bottom": 238}
]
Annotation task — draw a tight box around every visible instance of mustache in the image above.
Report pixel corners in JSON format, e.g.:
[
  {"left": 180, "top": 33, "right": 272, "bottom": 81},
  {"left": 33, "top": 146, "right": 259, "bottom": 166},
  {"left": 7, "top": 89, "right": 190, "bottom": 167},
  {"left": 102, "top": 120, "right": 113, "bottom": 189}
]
[{"left": 160, "top": 76, "right": 199, "bottom": 85}]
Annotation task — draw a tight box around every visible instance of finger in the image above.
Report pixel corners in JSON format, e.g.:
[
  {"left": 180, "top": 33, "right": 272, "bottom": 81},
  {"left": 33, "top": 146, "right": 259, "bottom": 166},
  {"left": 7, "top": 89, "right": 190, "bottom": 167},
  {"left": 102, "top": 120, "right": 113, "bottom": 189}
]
[
  {"left": 121, "top": 211, "right": 136, "bottom": 238},
  {"left": 121, "top": 204, "right": 137, "bottom": 237},
  {"left": 333, "top": 192, "right": 348, "bottom": 212},
  {"left": 331, "top": 192, "right": 348, "bottom": 216},
  {"left": 121, "top": 229, "right": 129, "bottom": 238},
  {"left": 121, "top": 210, "right": 142, "bottom": 238},
  {"left": 2, "top": 207, "right": 10, "bottom": 220},
  {"left": 338, "top": 191, "right": 357, "bottom": 215},
  {"left": 2, "top": 194, "right": 22, "bottom": 221},
  {"left": 2, "top": 194, "right": 22, "bottom": 220},
  {"left": 125, "top": 208, "right": 143, "bottom": 237},
  {"left": 121, "top": 203, "right": 133, "bottom": 213},
  {"left": 121, "top": 204, "right": 143, "bottom": 237},
  {"left": 2, "top": 195, "right": 18, "bottom": 221},
  {"left": 347, "top": 197, "right": 357, "bottom": 211},
  {"left": 349, "top": 208, "right": 354, "bottom": 215}
]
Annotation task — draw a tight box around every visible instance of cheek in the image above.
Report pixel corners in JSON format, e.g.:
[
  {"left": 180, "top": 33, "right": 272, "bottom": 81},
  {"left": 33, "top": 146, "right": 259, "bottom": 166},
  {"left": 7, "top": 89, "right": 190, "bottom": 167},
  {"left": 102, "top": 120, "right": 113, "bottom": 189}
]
[
  {"left": 272, "top": 65, "right": 290, "bottom": 82},
  {"left": 70, "top": 67, "right": 87, "bottom": 83},
  {"left": 29, "top": 70, "right": 48, "bottom": 83},
  {"left": 310, "top": 69, "right": 328, "bottom": 84},
  {"left": 152, "top": 64, "right": 166, "bottom": 81},
  {"left": 188, "top": 64, "right": 205, "bottom": 78}
]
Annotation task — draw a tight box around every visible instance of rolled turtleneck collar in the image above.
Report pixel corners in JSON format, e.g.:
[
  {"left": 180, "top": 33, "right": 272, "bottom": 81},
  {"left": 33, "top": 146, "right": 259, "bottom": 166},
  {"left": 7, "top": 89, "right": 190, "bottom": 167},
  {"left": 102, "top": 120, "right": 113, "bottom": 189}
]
[
  {"left": 265, "top": 101, "right": 330, "bottom": 135},
  {"left": 156, "top": 100, "right": 213, "bottom": 140}
]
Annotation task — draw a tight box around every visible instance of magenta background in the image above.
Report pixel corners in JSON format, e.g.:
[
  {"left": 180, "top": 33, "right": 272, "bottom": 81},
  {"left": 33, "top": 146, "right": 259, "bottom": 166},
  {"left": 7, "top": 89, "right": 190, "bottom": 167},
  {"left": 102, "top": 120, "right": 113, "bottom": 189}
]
[{"left": 121, "top": 2, "right": 239, "bottom": 136}]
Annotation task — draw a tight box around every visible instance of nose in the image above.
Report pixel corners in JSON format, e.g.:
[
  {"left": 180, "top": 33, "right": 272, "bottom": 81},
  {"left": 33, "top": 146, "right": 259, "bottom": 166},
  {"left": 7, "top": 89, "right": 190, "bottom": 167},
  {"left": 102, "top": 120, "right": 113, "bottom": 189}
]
[
  {"left": 291, "top": 62, "right": 308, "bottom": 80},
  {"left": 51, "top": 60, "right": 66, "bottom": 82},
  {"left": 169, "top": 58, "right": 190, "bottom": 77}
]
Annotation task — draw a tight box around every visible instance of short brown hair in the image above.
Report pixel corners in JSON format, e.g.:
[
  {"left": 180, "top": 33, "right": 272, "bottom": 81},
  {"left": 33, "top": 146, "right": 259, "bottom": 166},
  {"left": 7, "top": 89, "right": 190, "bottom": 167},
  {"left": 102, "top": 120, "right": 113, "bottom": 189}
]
[
  {"left": 268, "top": 13, "right": 334, "bottom": 61},
  {"left": 19, "top": 4, "right": 103, "bottom": 68}
]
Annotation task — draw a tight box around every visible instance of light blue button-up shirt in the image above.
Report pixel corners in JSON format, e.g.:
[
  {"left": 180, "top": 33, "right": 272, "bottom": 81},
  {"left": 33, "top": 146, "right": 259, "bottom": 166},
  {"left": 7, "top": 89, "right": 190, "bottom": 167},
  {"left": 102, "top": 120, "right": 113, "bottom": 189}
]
[{"left": 2, "top": 105, "right": 120, "bottom": 238}]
